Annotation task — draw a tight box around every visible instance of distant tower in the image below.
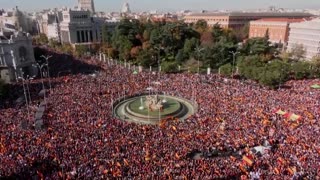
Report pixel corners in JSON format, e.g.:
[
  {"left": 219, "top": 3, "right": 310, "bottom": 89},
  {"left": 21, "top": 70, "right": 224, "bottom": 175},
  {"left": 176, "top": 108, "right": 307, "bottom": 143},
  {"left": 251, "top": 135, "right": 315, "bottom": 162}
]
[
  {"left": 78, "top": 0, "right": 95, "bottom": 13},
  {"left": 121, "top": 2, "right": 131, "bottom": 14}
]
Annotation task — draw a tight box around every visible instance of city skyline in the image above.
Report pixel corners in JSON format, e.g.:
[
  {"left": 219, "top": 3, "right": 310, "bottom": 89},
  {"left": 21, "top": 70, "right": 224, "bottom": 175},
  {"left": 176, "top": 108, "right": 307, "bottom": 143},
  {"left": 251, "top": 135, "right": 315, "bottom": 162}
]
[{"left": 0, "top": 0, "right": 320, "bottom": 12}]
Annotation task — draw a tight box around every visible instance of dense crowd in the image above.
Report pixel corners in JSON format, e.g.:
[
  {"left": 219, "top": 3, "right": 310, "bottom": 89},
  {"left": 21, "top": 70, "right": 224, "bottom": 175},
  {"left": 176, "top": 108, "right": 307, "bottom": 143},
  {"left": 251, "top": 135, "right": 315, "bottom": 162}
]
[{"left": 0, "top": 56, "right": 319, "bottom": 179}]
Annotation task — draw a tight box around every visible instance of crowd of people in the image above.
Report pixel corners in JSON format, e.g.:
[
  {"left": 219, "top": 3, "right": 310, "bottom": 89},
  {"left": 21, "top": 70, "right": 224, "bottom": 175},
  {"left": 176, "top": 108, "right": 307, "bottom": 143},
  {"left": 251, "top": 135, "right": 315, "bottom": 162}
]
[{"left": 0, "top": 54, "right": 319, "bottom": 179}]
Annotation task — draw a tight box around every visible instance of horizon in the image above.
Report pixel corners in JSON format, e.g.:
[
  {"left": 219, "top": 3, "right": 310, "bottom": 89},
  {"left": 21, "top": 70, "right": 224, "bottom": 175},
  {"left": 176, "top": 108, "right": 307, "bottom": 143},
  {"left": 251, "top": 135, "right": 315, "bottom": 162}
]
[{"left": 0, "top": 0, "right": 320, "bottom": 13}]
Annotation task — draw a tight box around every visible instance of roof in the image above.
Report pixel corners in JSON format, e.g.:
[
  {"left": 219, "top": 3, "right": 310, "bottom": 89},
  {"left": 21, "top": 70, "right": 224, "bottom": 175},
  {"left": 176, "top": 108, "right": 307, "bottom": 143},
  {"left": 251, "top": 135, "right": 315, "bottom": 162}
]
[
  {"left": 186, "top": 12, "right": 313, "bottom": 18},
  {"left": 290, "top": 18, "right": 320, "bottom": 29},
  {"left": 254, "top": 18, "right": 306, "bottom": 23}
]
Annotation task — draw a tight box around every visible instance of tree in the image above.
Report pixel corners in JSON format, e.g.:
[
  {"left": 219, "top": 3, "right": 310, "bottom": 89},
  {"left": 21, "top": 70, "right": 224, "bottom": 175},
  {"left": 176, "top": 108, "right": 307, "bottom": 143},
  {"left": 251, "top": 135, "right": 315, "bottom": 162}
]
[
  {"left": 194, "top": 19, "right": 208, "bottom": 33},
  {"left": 75, "top": 45, "right": 88, "bottom": 57},
  {"left": 290, "top": 61, "right": 312, "bottom": 80},
  {"left": 161, "top": 61, "right": 179, "bottom": 73},
  {"left": 183, "top": 38, "right": 199, "bottom": 57},
  {"left": 60, "top": 43, "right": 73, "bottom": 54},
  {"left": 238, "top": 55, "right": 265, "bottom": 80},
  {"left": 241, "top": 37, "right": 275, "bottom": 58},
  {"left": 290, "top": 44, "right": 306, "bottom": 61},
  {"left": 101, "top": 24, "right": 112, "bottom": 46},
  {"left": 200, "top": 31, "right": 214, "bottom": 47},
  {"left": 136, "top": 49, "right": 154, "bottom": 67},
  {"left": 220, "top": 63, "right": 232, "bottom": 76},
  {"left": 212, "top": 23, "right": 224, "bottom": 43},
  {"left": 258, "top": 60, "right": 290, "bottom": 88}
]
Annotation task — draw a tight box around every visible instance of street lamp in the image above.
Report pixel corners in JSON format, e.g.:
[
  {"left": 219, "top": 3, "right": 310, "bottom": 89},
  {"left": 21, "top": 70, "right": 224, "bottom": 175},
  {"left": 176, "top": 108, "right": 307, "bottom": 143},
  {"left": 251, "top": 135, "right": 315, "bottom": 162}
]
[
  {"left": 154, "top": 46, "right": 163, "bottom": 80},
  {"left": 17, "top": 76, "right": 30, "bottom": 121},
  {"left": 229, "top": 51, "right": 240, "bottom": 78},
  {"left": 40, "top": 55, "right": 52, "bottom": 92},
  {"left": 33, "top": 63, "right": 47, "bottom": 105},
  {"left": 195, "top": 46, "right": 204, "bottom": 75}
]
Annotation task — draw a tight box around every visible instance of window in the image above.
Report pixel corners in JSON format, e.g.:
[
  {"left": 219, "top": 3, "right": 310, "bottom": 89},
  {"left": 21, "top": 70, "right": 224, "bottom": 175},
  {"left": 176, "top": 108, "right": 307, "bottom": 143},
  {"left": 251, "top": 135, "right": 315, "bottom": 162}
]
[{"left": 19, "top": 46, "right": 27, "bottom": 62}]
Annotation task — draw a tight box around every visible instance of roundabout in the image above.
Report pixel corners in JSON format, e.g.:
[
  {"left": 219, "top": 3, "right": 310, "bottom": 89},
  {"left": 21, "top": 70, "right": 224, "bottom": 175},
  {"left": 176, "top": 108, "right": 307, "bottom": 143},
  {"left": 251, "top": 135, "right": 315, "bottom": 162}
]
[{"left": 113, "top": 93, "right": 197, "bottom": 125}]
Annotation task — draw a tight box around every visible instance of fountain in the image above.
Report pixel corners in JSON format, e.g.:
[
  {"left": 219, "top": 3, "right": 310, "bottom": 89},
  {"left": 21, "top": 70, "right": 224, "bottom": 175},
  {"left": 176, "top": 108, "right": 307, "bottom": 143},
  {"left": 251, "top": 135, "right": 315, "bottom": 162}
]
[{"left": 113, "top": 93, "right": 197, "bottom": 125}]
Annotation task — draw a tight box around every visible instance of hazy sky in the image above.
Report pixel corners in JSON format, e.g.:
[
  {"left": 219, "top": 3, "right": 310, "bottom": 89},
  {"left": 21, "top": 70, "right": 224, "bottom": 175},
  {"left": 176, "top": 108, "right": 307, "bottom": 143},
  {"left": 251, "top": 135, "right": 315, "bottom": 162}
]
[{"left": 1, "top": 0, "right": 320, "bottom": 12}]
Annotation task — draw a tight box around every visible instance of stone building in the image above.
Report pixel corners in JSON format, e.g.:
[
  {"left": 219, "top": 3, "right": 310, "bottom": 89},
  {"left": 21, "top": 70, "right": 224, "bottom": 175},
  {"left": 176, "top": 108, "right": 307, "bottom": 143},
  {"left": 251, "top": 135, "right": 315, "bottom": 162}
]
[
  {"left": 287, "top": 18, "right": 320, "bottom": 60},
  {"left": 184, "top": 12, "right": 313, "bottom": 30},
  {"left": 78, "top": 0, "right": 95, "bottom": 14},
  {"left": 249, "top": 18, "right": 305, "bottom": 44},
  {"left": 0, "top": 30, "right": 37, "bottom": 83},
  {"left": 59, "top": 9, "right": 102, "bottom": 45}
]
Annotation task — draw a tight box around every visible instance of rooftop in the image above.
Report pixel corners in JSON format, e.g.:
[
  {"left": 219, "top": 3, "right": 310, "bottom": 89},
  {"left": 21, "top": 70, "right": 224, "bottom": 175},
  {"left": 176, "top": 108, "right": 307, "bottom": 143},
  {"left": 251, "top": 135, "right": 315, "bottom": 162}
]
[
  {"left": 186, "top": 12, "right": 313, "bottom": 17},
  {"left": 254, "top": 18, "right": 307, "bottom": 23}
]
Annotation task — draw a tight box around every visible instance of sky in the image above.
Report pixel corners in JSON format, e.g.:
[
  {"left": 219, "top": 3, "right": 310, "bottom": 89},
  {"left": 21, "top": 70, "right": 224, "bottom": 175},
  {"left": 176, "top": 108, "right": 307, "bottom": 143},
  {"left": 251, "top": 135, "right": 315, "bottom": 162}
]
[{"left": 0, "top": 0, "right": 320, "bottom": 12}]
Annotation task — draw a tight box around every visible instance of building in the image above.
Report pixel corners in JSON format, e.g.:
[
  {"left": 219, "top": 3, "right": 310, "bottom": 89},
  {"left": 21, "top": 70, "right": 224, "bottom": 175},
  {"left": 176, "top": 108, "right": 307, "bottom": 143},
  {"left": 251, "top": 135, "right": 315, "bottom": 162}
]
[
  {"left": 249, "top": 18, "right": 305, "bottom": 44},
  {"left": 0, "top": 30, "right": 37, "bottom": 83},
  {"left": 121, "top": 2, "right": 131, "bottom": 14},
  {"left": 59, "top": 9, "right": 102, "bottom": 45},
  {"left": 287, "top": 18, "right": 320, "bottom": 60},
  {"left": 184, "top": 12, "right": 313, "bottom": 29},
  {"left": 47, "top": 16, "right": 61, "bottom": 42},
  {"left": 78, "top": 0, "right": 95, "bottom": 14},
  {"left": 0, "top": 6, "right": 34, "bottom": 33},
  {"left": 37, "top": 12, "right": 62, "bottom": 41}
]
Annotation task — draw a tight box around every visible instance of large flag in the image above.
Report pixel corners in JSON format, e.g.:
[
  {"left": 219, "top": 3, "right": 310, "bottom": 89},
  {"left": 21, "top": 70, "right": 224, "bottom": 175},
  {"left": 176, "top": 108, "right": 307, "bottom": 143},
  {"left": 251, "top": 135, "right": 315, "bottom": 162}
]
[
  {"left": 311, "top": 84, "right": 320, "bottom": 89},
  {"left": 242, "top": 155, "right": 254, "bottom": 166},
  {"left": 274, "top": 109, "right": 287, "bottom": 115},
  {"left": 289, "top": 114, "right": 301, "bottom": 121}
]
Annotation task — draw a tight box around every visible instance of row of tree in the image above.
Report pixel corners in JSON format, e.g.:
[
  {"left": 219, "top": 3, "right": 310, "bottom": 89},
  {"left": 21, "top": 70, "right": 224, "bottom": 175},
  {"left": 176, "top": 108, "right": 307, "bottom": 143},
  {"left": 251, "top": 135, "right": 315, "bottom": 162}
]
[{"left": 33, "top": 19, "right": 319, "bottom": 88}]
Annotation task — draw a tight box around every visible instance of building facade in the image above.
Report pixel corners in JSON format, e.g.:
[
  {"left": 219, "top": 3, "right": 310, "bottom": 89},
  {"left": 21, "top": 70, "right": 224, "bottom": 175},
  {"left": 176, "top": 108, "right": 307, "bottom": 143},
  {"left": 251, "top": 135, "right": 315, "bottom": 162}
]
[
  {"left": 0, "top": 31, "right": 37, "bottom": 83},
  {"left": 184, "top": 12, "right": 313, "bottom": 30},
  {"left": 287, "top": 18, "right": 320, "bottom": 60},
  {"left": 60, "top": 9, "right": 102, "bottom": 45},
  {"left": 78, "top": 0, "right": 95, "bottom": 14},
  {"left": 249, "top": 18, "right": 305, "bottom": 44},
  {"left": 0, "top": 6, "right": 34, "bottom": 33}
]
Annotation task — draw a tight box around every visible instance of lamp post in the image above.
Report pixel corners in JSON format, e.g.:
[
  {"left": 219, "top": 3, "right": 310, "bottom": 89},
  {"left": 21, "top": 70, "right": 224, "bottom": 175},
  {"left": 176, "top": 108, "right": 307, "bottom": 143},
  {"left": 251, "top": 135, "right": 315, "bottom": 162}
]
[
  {"left": 17, "top": 76, "right": 30, "bottom": 121},
  {"left": 40, "top": 55, "right": 52, "bottom": 92},
  {"left": 25, "top": 75, "right": 35, "bottom": 105},
  {"left": 229, "top": 51, "right": 240, "bottom": 78},
  {"left": 154, "top": 46, "right": 163, "bottom": 81},
  {"left": 33, "top": 63, "right": 47, "bottom": 105},
  {"left": 195, "top": 46, "right": 204, "bottom": 75}
]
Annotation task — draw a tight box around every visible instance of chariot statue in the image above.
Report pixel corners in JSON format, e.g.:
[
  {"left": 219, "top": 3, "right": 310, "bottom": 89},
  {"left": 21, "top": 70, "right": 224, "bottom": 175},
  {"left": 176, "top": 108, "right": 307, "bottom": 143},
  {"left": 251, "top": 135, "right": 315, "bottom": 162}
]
[{"left": 145, "top": 95, "right": 163, "bottom": 111}]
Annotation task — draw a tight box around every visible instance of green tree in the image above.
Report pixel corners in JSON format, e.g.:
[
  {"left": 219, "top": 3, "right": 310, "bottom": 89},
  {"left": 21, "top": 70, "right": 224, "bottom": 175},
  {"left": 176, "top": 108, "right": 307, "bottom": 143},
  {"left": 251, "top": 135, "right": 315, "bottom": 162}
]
[
  {"left": 101, "top": 24, "right": 112, "bottom": 46},
  {"left": 194, "top": 19, "right": 208, "bottom": 33},
  {"left": 75, "top": 45, "right": 88, "bottom": 57},
  {"left": 220, "top": 63, "right": 232, "bottom": 76},
  {"left": 290, "top": 61, "right": 311, "bottom": 79},
  {"left": 161, "top": 61, "right": 179, "bottom": 73},
  {"left": 212, "top": 23, "right": 224, "bottom": 43},
  {"left": 241, "top": 37, "right": 275, "bottom": 58}
]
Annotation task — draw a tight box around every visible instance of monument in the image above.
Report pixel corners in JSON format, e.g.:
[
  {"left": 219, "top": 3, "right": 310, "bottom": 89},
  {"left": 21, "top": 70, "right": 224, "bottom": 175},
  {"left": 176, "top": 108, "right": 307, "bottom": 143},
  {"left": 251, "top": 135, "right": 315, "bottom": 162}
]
[
  {"left": 145, "top": 95, "right": 163, "bottom": 111},
  {"left": 113, "top": 93, "right": 197, "bottom": 125}
]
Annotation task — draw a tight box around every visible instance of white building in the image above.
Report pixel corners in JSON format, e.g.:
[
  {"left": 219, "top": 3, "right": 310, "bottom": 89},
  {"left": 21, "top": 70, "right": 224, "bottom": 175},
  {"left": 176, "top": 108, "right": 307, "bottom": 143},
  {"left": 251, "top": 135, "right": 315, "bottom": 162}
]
[
  {"left": 78, "top": 0, "right": 95, "bottom": 14},
  {"left": 47, "top": 16, "right": 61, "bottom": 41},
  {"left": 60, "top": 9, "right": 102, "bottom": 45},
  {"left": 287, "top": 18, "right": 320, "bottom": 60},
  {"left": 0, "top": 30, "right": 37, "bottom": 83},
  {"left": 121, "top": 2, "right": 131, "bottom": 14},
  {"left": 0, "top": 6, "right": 35, "bottom": 34}
]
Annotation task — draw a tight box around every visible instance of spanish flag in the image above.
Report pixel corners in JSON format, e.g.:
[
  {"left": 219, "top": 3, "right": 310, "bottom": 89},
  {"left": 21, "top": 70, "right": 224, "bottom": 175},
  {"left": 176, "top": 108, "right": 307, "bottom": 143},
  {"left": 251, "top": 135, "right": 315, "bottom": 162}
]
[
  {"left": 274, "top": 109, "right": 287, "bottom": 115},
  {"left": 289, "top": 114, "right": 301, "bottom": 121},
  {"left": 242, "top": 155, "right": 253, "bottom": 166}
]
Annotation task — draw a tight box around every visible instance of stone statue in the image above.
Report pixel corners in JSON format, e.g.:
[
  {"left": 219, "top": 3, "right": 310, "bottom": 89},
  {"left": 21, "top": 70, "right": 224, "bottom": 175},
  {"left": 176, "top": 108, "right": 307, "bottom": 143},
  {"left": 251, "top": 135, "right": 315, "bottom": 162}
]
[{"left": 145, "top": 95, "right": 163, "bottom": 111}]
